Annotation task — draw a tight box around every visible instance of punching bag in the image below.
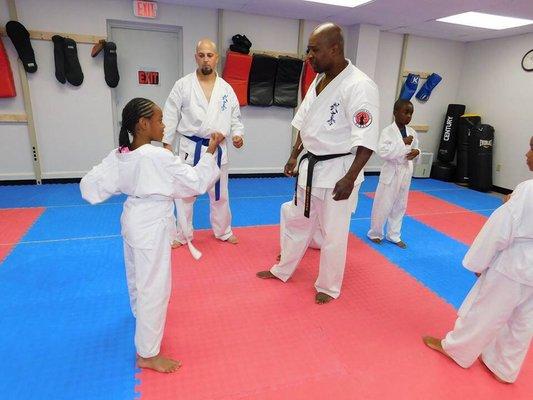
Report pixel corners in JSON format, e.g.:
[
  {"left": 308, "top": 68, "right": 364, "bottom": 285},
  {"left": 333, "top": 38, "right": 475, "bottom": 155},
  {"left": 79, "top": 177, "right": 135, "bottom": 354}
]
[
  {"left": 456, "top": 114, "right": 481, "bottom": 184},
  {"left": 468, "top": 124, "right": 494, "bottom": 192},
  {"left": 437, "top": 104, "right": 466, "bottom": 163},
  {"left": 431, "top": 162, "right": 456, "bottom": 182}
]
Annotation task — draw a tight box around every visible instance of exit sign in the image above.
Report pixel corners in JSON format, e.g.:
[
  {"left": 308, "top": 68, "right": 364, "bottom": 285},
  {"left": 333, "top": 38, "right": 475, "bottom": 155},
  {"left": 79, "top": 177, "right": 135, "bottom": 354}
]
[
  {"left": 133, "top": 1, "right": 157, "bottom": 19},
  {"left": 138, "top": 69, "right": 160, "bottom": 85}
]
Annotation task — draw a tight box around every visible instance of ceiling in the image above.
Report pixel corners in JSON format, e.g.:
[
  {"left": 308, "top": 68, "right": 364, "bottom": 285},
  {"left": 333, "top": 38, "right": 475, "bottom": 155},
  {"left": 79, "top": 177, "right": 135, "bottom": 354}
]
[{"left": 160, "top": 0, "right": 533, "bottom": 42}]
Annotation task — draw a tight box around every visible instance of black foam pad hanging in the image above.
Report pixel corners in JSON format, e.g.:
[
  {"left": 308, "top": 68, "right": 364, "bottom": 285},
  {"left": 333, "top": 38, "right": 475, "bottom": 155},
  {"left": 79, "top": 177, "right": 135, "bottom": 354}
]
[
  {"left": 63, "top": 38, "right": 84, "bottom": 86},
  {"left": 5, "top": 20, "right": 37, "bottom": 73},
  {"left": 52, "top": 35, "right": 66, "bottom": 84},
  {"left": 273, "top": 56, "right": 303, "bottom": 108},
  {"left": 248, "top": 54, "right": 278, "bottom": 106},
  {"left": 103, "top": 42, "right": 119, "bottom": 88}
]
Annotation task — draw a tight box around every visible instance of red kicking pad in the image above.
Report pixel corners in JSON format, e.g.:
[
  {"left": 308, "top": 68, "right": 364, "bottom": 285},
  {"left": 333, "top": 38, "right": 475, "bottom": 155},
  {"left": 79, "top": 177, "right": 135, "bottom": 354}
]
[
  {"left": 0, "top": 207, "right": 44, "bottom": 263},
  {"left": 0, "top": 38, "right": 16, "bottom": 98},
  {"left": 300, "top": 59, "right": 316, "bottom": 100},
  {"left": 223, "top": 51, "right": 252, "bottom": 106},
  {"left": 136, "top": 226, "right": 533, "bottom": 399}
]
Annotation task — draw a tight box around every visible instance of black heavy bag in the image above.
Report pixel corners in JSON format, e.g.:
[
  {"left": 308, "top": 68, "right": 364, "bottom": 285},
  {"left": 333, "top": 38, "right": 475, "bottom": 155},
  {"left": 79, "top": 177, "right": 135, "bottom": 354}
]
[
  {"left": 456, "top": 114, "right": 481, "bottom": 184},
  {"left": 431, "top": 161, "right": 456, "bottom": 182},
  {"left": 248, "top": 54, "right": 278, "bottom": 106},
  {"left": 273, "top": 56, "right": 303, "bottom": 108},
  {"left": 468, "top": 124, "right": 494, "bottom": 192},
  {"left": 437, "top": 104, "right": 466, "bottom": 163}
]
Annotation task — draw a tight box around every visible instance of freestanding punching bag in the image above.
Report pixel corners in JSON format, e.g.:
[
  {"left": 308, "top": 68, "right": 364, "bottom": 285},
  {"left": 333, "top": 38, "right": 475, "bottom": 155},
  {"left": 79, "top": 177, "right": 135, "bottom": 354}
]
[
  {"left": 468, "top": 124, "right": 494, "bottom": 192},
  {"left": 437, "top": 104, "right": 466, "bottom": 163},
  {"left": 431, "top": 104, "right": 466, "bottom": 182},
  {"left": 456, "top": 114, "right": 481, "bottom": 184}
]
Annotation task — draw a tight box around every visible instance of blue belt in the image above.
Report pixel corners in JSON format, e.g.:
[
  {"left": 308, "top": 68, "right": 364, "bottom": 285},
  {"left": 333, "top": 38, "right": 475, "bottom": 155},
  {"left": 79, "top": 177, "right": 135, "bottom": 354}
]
[{"left": 185, "top": 135, "right": 222, "bottom": 201}]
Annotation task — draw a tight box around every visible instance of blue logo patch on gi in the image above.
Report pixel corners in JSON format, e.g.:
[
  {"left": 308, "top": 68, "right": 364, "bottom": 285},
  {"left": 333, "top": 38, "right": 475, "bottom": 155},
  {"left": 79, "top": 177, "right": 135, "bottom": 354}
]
[
  {"left": 327, "top": 102, "right": 340, "bottom": 126},
  {"left": 354, "top": 109, "right": 372, "bottom": 128},
  {"left": 221, "top": 94, "right": 228, "bottom": 111}
]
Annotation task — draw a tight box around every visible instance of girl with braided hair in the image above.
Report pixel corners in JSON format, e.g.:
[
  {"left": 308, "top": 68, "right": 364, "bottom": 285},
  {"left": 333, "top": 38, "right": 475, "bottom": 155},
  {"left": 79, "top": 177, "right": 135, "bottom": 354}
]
[{"left": 81, "top": 98, "right": 224, "bottom": 373}]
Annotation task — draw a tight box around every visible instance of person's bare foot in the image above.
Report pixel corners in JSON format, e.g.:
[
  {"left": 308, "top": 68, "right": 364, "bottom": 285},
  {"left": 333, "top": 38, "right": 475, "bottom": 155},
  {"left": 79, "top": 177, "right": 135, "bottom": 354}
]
[
  {"left": 225, "top": 235, "right": 238, "bottom": 244},
  {"left": 393, "top": 240, "right": 407, "bottom": 249},
  {"left": 423, "top": 336, "right": 452, "bottom": 359},
  {"left": 137, "top": 354, "right": 181, "bottom": 373},
  {"left": 369, "top": 238, "right": 382, "bottom": 244},
  {"left": 479, "top": 357, "right": 511, "bottom": 384},
  {"left": 171, "top": 240, "right": 182, "bottom": 249},
  {"left": 256, "top": 270, "right": 280, "bottom": 280},
  {"left": 315, "top": 292, "right": 334, "bottom": 304}
]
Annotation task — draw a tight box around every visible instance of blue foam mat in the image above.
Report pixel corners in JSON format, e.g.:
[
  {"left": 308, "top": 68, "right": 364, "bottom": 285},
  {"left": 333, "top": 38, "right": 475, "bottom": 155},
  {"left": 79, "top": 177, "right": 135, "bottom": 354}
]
[
  {"left": 0, "top": 177, "right": 503, "bottom": 399},
  {"left": 0, "top": 237, "right": 136, "bottom": 400}
]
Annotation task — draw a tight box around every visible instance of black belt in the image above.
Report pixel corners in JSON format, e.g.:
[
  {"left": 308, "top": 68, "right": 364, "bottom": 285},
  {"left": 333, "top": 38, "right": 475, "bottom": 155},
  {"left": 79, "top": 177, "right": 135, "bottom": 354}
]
[{"left": 294, "top": 151, "right": 351, "bottom": 218}]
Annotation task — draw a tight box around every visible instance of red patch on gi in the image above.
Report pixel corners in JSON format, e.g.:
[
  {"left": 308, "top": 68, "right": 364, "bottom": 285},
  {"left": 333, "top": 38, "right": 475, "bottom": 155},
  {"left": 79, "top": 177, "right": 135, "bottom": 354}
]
[{"left": 354, "top": 109, "right": 372, "bottom": 128}]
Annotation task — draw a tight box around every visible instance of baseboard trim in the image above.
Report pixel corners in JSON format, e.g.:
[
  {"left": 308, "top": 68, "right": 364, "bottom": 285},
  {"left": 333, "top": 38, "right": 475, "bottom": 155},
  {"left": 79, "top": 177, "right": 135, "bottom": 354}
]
[{"left": 492, "top": 185, "right": 512, "bottom": 195}]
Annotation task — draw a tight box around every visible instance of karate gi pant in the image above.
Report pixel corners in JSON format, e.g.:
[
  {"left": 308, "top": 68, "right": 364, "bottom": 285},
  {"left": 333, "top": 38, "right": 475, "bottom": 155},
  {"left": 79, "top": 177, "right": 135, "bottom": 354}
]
[
  {"left": 271, "top": 184, "right": 360, "bottom": 299},
  {"left": 174, "top": 164, "right": 233, "bottom": 243},
  {"left": 367, "top": 167, "right": 411, "bottom": 243},
  {"left": 123, "top": 222, "right": 172, "bottom": 358},
  {"left": 280, "top": 201, "right": 323, "bottom": 250},
  {"left": 442, "top": 268, "right": 533, "bottom": 383}
]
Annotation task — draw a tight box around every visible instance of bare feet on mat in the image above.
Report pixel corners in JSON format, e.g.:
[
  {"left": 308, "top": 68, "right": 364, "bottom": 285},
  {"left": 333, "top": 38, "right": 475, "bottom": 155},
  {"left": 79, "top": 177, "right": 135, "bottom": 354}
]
[
  {"left": 369, "top": 238, "right": 382, "bottom": 244},
  {"left": 393, "top": 240, "right": 407, "bottom": 249},
  {"left": 479, "top": 357, "right": 510, "bottom": 384},
  {"left": 171, "top": 240, "right": 182, "bottom": 249},
  {"left": 423, "top": 336, "right": 451, "bottom": 359},
  {"left": 256, "top": 270, "right": 279, "bottom": 280},
  {"left": 225, "top": 235, "right": 239, "bottom": 244},
  {"left": 315, "top": 292, "right": 334, "bottom": 304},
  {"left": 137, "top": 354, "right": 181, "bottom": 373}
]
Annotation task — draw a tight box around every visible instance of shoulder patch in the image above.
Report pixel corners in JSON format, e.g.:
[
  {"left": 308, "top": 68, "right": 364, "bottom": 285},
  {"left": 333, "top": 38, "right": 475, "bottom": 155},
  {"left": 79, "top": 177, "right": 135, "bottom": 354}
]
[{"left": 353, "top": 109, "right": 372, "bottom": 128}]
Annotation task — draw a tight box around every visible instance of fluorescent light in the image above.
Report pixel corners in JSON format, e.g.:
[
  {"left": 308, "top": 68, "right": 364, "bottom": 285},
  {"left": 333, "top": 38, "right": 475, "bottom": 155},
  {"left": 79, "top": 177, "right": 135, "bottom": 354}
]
[
  {"left": 437, "top": 11, "right": 533, "bottom": 30},
  {"left": 303, "top": 0, "right": 373, "bottom": 8}
]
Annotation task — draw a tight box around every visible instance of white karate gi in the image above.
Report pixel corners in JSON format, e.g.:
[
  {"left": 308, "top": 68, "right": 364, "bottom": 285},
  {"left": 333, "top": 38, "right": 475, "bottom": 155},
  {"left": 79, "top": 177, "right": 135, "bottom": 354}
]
[
  {"left": 162, "top": 72, "right": 244, "bottom": 243},
  {"left": 442, "top": 179, "right": 533, "bottom": 383},
  {"left": 80, "top": 145, "right": 219, "bottom": 358},
  {"left": 367, "top": 123, "right": 419, "bottom": 243},
  {"left": 271, "top": 60, "right": 379, "bottom": 299}
]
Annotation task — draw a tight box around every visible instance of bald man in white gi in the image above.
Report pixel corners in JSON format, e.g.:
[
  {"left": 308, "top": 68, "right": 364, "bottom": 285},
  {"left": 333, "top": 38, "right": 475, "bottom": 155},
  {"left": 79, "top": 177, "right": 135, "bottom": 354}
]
[
  {"left": 257, "top": 23, "right": 379, "bottom": 304},
  {"left": 163, "top": 39, "right": 244, "bottom": 247}
]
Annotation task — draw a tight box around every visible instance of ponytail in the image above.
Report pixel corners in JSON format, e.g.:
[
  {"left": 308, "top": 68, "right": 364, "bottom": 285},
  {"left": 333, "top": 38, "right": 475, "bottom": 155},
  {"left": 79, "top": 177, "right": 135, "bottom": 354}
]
[{"left": 119, "top": 97, "right": 156, "bottom": 150}]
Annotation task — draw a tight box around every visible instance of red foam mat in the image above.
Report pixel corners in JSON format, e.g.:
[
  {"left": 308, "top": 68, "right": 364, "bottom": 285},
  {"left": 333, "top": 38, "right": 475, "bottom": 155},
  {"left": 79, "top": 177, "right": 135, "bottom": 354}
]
[
  {"left": 366, "top": 191, "right": 488, "bottom": 245},
  {"left": 0, "top": 207, "right": 44, "bottom": 263},
  {"left": 136, "top": 226, "right": 532, "bottom": 399}
]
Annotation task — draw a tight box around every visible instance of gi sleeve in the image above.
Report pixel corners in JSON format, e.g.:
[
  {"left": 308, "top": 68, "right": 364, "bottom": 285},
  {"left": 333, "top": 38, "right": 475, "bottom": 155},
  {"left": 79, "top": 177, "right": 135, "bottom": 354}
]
[
  {"left": 163, "top": 152, "right": 221, "bottom": 199},
  {"left": 345, "top": 79, "right": 380, "bottom": 153},
  {"left": 229, "top": 89, "right": 244, "bottom": 138},
  {"left": 463, "top": 204, "right": 514, "bottom": 273},
  {"left": 80, "top": 150, "right": 120, "bottom": 204},
  {"left": 162, "top": 80, "right": 183, "bottom": 147}
]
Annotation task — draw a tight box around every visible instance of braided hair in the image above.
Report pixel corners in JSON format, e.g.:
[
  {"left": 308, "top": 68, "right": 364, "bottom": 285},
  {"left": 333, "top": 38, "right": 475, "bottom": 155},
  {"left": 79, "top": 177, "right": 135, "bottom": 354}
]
[{"left": 119, "top": 98, "right": 155, "bottom": 150}]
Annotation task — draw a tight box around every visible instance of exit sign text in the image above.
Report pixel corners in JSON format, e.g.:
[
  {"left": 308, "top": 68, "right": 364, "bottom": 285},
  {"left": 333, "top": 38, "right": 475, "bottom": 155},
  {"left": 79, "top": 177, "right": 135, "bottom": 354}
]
[{"left": 133, "top": 1, "right": 157, "bottom": 19}]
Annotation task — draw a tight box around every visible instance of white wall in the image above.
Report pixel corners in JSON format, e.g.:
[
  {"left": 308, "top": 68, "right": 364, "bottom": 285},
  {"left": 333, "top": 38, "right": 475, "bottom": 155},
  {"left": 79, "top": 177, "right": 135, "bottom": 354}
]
[
  {"left": 457, "top": 33, "right": 533, "bottom": 189},
  {"left": 221, "top": 11, "right": 300, "bottom": 174},
  {"left": 0, "top": 0, "right": 217, "bottom": 179},
  {"left": 0, "top": 0, "right": 469, "bottom": 180}
]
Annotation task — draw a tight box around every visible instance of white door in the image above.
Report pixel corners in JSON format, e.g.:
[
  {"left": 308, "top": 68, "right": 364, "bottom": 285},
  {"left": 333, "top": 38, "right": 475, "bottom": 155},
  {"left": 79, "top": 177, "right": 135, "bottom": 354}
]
[{"left": 109, "top": 22, "right": 182, "bottom": 145}]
